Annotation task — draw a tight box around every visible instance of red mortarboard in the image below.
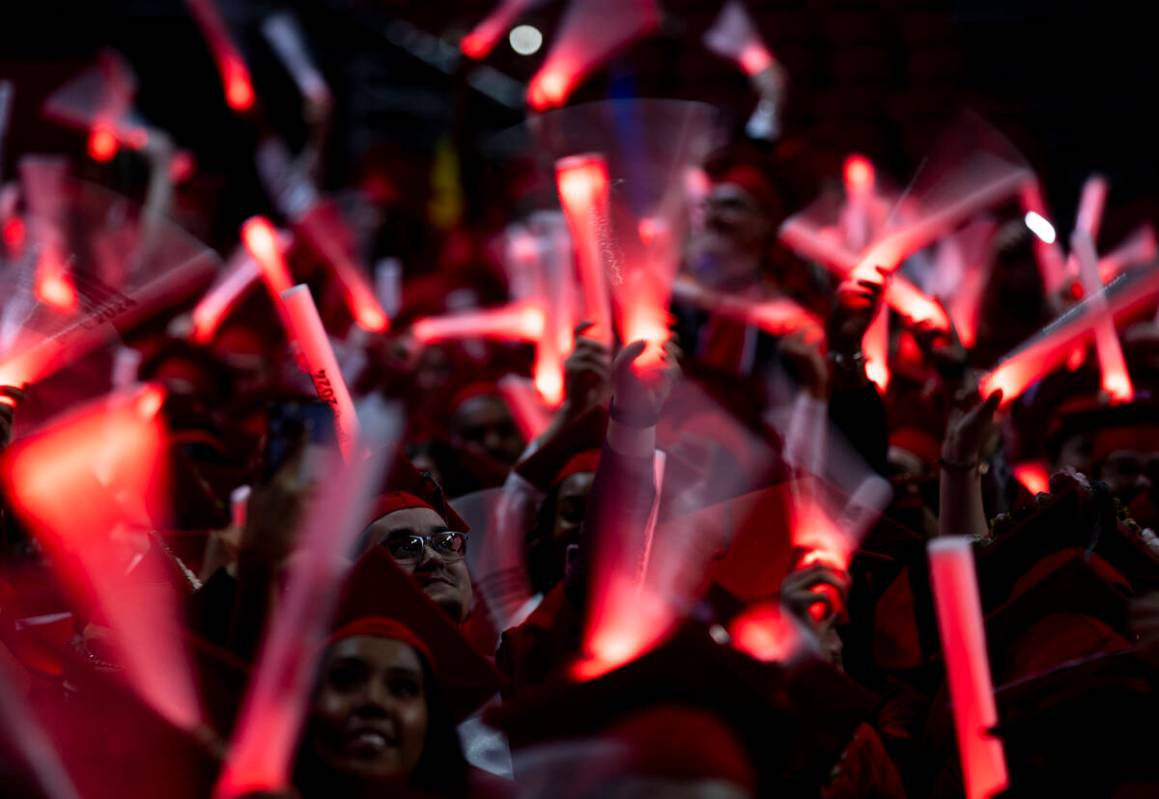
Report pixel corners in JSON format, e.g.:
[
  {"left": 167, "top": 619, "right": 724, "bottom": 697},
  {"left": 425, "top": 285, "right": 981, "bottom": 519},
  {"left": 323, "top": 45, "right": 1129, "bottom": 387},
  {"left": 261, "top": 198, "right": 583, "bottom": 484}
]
[
  {"left": 698, "top": 484, "right": 795, "bottom": 604},
  {"left": 366, "top": 455, "right": 470, "bottom": 532},
  {"left": 333, "top": 546, "right": 501, "bottom": 720}
]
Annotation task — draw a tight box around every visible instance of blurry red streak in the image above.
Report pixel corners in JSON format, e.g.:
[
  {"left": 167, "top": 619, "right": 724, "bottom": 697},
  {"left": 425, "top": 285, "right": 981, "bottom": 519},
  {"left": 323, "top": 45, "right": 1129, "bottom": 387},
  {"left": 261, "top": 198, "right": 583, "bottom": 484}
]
[
  {"left": 411, "top": 303, "right": 544, "bottom": 344},
  {"left": 497, "top": 377, "right": 551, "bottom": 441},
  {"left": 35, "top": 248, "right": 78, "bottom": 312},
  {"left": 928, "top": 537, "right": 1008, "bottom": 799},
  {"left": 1018, "top": 181, "right": 1068, "bottom": 294},
  {"left": 191, "top": 255, "right": 261, "bottom": 343},
  {"left": 241, "top": 216, "right": 293, "bottom": 297},
  {"left": 186, "top": 0, "right": 255, "bottom": 112},
  {"left": 294, "top": 210, "right": 390, "bottom": 333},
  {"left": 460, "top": 1, "right": 527, "bottom": 60},
  {"left": 844, "top": 155, "right": 875, "bottom": 194},
  {"left": 2, "top": 216, "right": 25, "bottom": 249},
  {"left": 729, "top": 602, "right": 799, "bottom": 663},
  {"left": 87, "top": 123, "right": 119, "bottom": 162},
  {"left": 527, "top": 68, "right": 572, "bottom": 111},
  {"left": 1074, "top": 175, "right": 1108, "bottom": 240},
  {"left": 1011, "top": 462, "right": 1050, "bottom": 496},
  {"left": 863, "top": 306, "right": 890, "bottom": 392},
  {"left": 738, "top": 43, "right": 773, "bottom": 76},
  {"left": 1073, "top": 230, "right": 1134, "bottom": 403},
  {"left": 555, "top": 154, "right": 614, "bottom": 345},
  {"left": 532, "top": 346, "right": 564, "bottom": 408},
  {"left": 1098, "top": 225, "right": 1157, "bottom": 283},
  {"left": 852, "top": 167, "right": 1031, "bottom": 281}
]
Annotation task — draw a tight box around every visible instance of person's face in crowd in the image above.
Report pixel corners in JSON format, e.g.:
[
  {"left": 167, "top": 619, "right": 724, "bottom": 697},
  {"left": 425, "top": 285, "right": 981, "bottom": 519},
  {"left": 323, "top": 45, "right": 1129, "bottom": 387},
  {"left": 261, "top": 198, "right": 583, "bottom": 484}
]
[
  {"left": 688, "top": 184, "right": 771, "bottom": 288},
  {"left": 363, "top": 507, "right": 474, "bottom": 623},
  {"left": 1099, "top": 449, "right": 1159, "bottom": 528},
  {"left": 450, "top": 394, "right": 524, "bottom": 466},
  {"left": 552, "top": 472, "right": 596, "bottom": 551},
  {"left": 309, "top": 636, "right": 428, "bottom": 783},
  {"left": 414, "top": 345, "right": 455, "bottom": 396}
]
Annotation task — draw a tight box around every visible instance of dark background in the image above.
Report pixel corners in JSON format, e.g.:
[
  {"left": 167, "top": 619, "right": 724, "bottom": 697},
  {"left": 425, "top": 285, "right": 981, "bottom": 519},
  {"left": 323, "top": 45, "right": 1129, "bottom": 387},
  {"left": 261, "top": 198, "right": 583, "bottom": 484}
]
[{"left": 1, "top": 0, "right": 1157, "bottom": 250}]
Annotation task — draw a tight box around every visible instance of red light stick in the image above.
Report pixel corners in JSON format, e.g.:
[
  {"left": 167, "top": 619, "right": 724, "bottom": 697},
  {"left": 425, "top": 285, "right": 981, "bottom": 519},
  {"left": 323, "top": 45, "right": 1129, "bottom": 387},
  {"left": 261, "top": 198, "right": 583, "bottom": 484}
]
[
  {"left": 1019, "top": 181, "right": 1068, "bottom": 294},
  {"left": 87, "top": 52, "right": 135, "bottom": 163},
  {"left": 20, "top": 158, "right": 77, "bottom": 313},
  {"left": 185, "top": 0, "right": 255, "bottom": 112},
  {"left": 191, "top": 249, "right": 261, "bottom": 343},
  {"left": 1098, "top": 224, "right": 1157, "bottom": 283},
  {"left": 1075, "top": 174, "right": 1108, "bottom": 242},
  {"left": 230, "top": 485, "right": 251, "bottom": 531},
  {"left": 461, "top": 0, "right": 540, "bottom": 60},
  {"left": 279, "top": 285, "right": 361, "bottom": 458},
  {"left": 671, "top": 275, "right": 824, "bottom": 341},
  {"left": 1011, "top": 461, "right": 1050, "bottom": 496},
  {"left": 496, "top": 375, "right": 551, "bottom": 442},
  {"left": 526, "top": 0, "right": 660, "bottom": 110},
  {"left": 2, "top": 386, "right": 204, "bottom": 733},
  {"left": 841, "top": 154, "right": 876, "bottom": 252},
  {"left": 928, "top": 536, "right": 1008, "bottom": 799},
  {"left": 294, "top": 207, "right": 390, "bottom": 333},
  {"left": 1072, "top": 229, "right": 1133, "bottom": 402},
  {"left": 529, "top": 212, "right": 577, "bottom": 406},
  {"left": 555, "top": 154, "right": 615, "bottom": 346},
  {"left": 260, "top": 13, "right": 331, "bottom": 111},
  {"left": 863, "top": 304, "right": 890, "bottom": 392},
  {"left": 979, "top": 266, "right": 1159, "bottom": 405},
  {"left": 411, "top": 302, "right": 545, "bottom": 345},
  {"left": 240, "top": 216, "right": 293, "bottom": 298},
  {"left": 851, "top": 165, "right": 1031, "bottom": 281},
  {"left": 215, "top": 405, "right": 396, "bottom": 799}
]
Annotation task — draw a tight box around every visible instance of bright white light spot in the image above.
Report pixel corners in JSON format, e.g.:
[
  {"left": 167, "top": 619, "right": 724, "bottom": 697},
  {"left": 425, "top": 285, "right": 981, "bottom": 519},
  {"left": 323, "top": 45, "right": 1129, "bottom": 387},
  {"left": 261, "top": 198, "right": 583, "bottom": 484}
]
[
  {"left": 1024, "top": 211, "right": 1056, "bottom": 244},
  {"left": 509, "top": 24, "right": 543, "bottom": 56}
]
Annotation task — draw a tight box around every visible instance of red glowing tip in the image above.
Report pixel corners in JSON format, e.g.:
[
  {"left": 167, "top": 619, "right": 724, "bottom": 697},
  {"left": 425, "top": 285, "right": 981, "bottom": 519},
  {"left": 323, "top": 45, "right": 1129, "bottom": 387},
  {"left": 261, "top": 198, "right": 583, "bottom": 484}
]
[
  {"left": 844, "top": 155, "right": 875, "bottom": 193},
  {"left": 729, "top": 602, "right": 798, "bottom": 663},
  {"left": 356, "top": 305, "right": 389, "bottom": 333},
  {"left": 1011, "top": 462, "right": 1050, "bottom": 496},
  {"left": 460, "top": 31, "right": 489, "bottom": 60},
  {"left": 87, "top": 125, "right": 119, "bottom": 162},
  {"left": 0, "top": 395, "right": 16, "bottom": 408},
  {"left": 528, "top": 70, "right": 569, "bottom": 111},
  {"left": 36, "top": 273, "right": 78, "bottom": 312},
  {"left": 135, "top": 384, "right": 166, "bottom": 419},
  {"left": 533, "top": 367, "right": 564, "bottom": 408},
  {"left": 738, "top": 43, "right": 773, "bottom": 77},
  {"left": 224, "top": 60, "right": 255, "bottom": 111},
  {"left": 2, "top": 217, "right": 25, "bottom": 250}
]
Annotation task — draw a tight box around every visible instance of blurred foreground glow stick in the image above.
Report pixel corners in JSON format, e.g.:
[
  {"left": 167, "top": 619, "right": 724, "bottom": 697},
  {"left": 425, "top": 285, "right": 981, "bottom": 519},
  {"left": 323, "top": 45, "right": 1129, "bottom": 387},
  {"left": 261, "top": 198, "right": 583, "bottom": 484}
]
[
  {"left": 530, "top": 211, "right": 576, "bottom": 406},
  {"left": 671, "top": 275, "right": 823, "bottom": 341},
  {"left": 279, "top": 285, "right": 361, "bottom": 457},
  {"left": 852, "top": 165, "right": 1031, "bottom": 281},
  {"left": 928, "top": 536, "right": 1008, "bottom": 799},
  {"left": 294, "top": 206, "right": 390, "bottom": 333},
  {"left": 411, "top": 302, "right": 545, "bottom": 345},
  {"left": 979, "top": 266, "right": 1159, "bottom": 405},
  {"left": 527, "top": 0, "right": 660, "bottom": 110},
  {"left": 555, "top": 154, "right": 615, "bottom": 345},
  {"left": 20, "top": 157, "right": 77, "bottom": 313},
  {"left": 185, "top": 0, "right": 255, "bottom": 111},
  {"left": 215, "top": 403, "right": 397, "bottom": 798},
  {"left": 461, "top": 0, "right": 541, "bottom": 59},
  {"left": 496, "top": 375, "right": 551, "bottom": 441},
  {"left": 1071, "top": 229, "right": 1133, "bottom": 402},
  {"left": 863, "top": 305, "right": 890, "bottom": 392},
  {"left": 191, "top": 250, "right": 261, "bottom": 343},
  {"left": 2, "top": 386, "right": 204, "bottom": 733},
  {"left": 704, "top": 0, "right": 774, "bottom": 76},
  {"left": 240, "top": 216, "right": 293, "bottom": 298},
  {"left": 1011, "top": 461, "right": 1050, "bottom": 496}
]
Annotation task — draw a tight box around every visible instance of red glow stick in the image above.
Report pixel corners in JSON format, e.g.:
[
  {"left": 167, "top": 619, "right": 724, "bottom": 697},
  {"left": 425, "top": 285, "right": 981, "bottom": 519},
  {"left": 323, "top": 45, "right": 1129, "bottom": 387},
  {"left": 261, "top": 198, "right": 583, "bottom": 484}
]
[
  {"left": 2, "top": 386, "right": 204, "bottom": 733},
  {"left": 863, "top": 305, "right": 890, "bottom": 392},
  {"left": 185, "top": 0, "right": 255, "bottom": 112},
  {"left": 979, "top": 266, "right": 1159, "bottom": 405},
  {"left": 928, "top": 537, "right": 1008, "bottom": 799},
  {"left": 728, "top": 601, "right": 805, "bottom": 663},
  {"left": 411, "top": 302, "right": 545, "bottom": 345},
  {"left": 1011, "top": 461, "right": 1050, "bottom": 496},
  {"left": 530, "top": 211, "right": 578, "bottom": 406},
  {"left": 215, "top": 405, "right": 396, "bottom": 799},
  {"left": 191, "top": 250, "right": 261, "bottom": 343},
  {"left": 230, "top": 485, "right": 251, "bottom": 530},
  {"left": 294, "top": 206, "right": 390, "bottom": 333},
  {"left": 496, "top": 375, "right": 551, "bottom": 442},
  {"left": 1098, "top": 224, "right": 1157, "bottom": 283},
  {"left": 240, "top": 216, "right": 294, "bottom": 298},
  {"left": 703, "top": 0, "right": 774, "bottom": 77},
  {"left": 555, "top": 154, "right": 615, "bottom": 345},
  {"left": 852, "top": 165, "right": 1031, "bottom": 281},
  {"left": 1019, "top": 181, "right": 1069, "bottom": 294},
  {"left": 841, "top": 154, "right": 876, "bottom": 252},
  {"left": 1072, "top": 229, "right": 1133, "bottom": 402},
  {"left": 671, "top": 275, "right": 824, "bottom": 341},
  {"left": 1074, "top": 174, "right": 1108, "bottom": 241},
  {"left": 461, "top": 0, "right": 540, "bottom": 60},
  {"left": 526, "top": 0, "right": 660, "bottom": 110},
  {"left": 87, "top": 52, "right": 136, "bottom": 163},
  {"left": 279, "top": 285, "right": 361, "bottom": 457},
  {"left": 20, "top": 157, "right": 77, "bottom": 313}
]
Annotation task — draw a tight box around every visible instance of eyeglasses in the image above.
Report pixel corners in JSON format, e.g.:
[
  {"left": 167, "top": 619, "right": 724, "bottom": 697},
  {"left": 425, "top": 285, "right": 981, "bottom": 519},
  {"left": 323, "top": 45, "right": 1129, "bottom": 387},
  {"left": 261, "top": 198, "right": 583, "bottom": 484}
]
[{"left": 383, "top": 531, "right": 468, "bottom": 563}]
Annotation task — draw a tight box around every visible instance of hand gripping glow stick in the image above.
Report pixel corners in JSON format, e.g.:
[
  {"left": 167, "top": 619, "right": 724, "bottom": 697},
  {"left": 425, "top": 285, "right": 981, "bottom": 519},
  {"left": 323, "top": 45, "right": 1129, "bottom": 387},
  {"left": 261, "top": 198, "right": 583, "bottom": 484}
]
[
  {"left": 1071, "top": 229, "right": 1133, "bottom": 402},
  {"left": 555, "top": 154, "right": 615, "bottom": 346},
  {"left": 214, "top": 403, "right": 397, "bottom": 798},
  {"left": 185, "top": 0, "right": 255, "bottom": 112},
  {"left": 279, "top": 285, "right": 361, "bottom": 458},
  {"left": 928, "top": 537, "right": 1008, "bottom": 799}
]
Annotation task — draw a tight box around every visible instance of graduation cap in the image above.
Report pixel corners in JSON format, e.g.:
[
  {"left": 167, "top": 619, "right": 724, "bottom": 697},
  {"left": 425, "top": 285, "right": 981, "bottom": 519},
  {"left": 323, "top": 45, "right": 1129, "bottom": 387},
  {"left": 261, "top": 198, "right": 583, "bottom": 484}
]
[
  {"left": 332, "top": 546, "right": 501, "bottom": 721},
  {"left": 490, "top": 620, "right": 873, "bottom": 796},
  {"left": 366, "top": 452, "right": 470, "bottom": 534}
]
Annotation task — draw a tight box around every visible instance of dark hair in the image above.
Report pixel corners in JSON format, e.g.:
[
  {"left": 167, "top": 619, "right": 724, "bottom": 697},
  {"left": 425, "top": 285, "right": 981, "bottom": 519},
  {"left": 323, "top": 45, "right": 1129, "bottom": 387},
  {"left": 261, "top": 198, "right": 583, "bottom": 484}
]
[{"left": 294, "top": 641, "right": 469, "bottom": 798}]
